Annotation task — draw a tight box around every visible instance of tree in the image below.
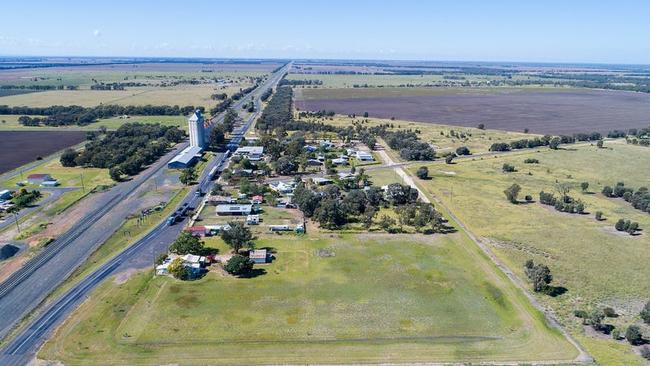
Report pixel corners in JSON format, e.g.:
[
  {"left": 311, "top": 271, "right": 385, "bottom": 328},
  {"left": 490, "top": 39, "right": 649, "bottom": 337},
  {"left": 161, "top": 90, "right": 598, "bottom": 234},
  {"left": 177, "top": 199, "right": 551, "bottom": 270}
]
[
  {"left": 109, "top": 166, "right": 122, "bottom": 182},
  {"left": 477, "top": 123, "right": 485, "bottom": 130},
  {"left": 504, "top": 184, "right": 521, "bottom": 204},
  {"left": 549, "top": 137, "right": 561, "bottom": 150},
  {"left": 502, "top": 163, "right": 516, "bottom": 172},
  {"left": 363, "top": 111, "right": 369, "bottom": 118},
  {"left": 524, "top": 260, "right": 553, "bottom": 293},
  {"left": 456, "top": 146, "right": 471, "bottom": 156},
  {"left": 275, "top": 156, "right": 297, "bottom": 175},
  {"left": 416, "top": 166, "right": 429, "bottom": 180},
  {"left": 602, "top": 186, "right": 613, "bottom": 197},
  {"left": 595, "top": 211, "right": 603, "bottom": 221},
  {"left": 208, "top": 125, "right": 225, "bottom": 150},
  {"left": 169, "top": 232, "right": 204, "bottom": 255},
  {"left": 378, "top": 214, "right": 396, "bottom": 231},
  {"left": 314, "top": 198, "right": 347, "bottom": 229},
  {"left": 155, "top": 253, "right": 168, "bottom": 265},
  {"left": 641, "top": 301, "right": 650, "bottom": 324},
  {"left": 445, "top": 154, "right": 455, "bottom": 164},
  {"left": 362, "top": 206, "right": 377, "bottom": 229},
  {"left": 581, "top": 182, "right": 589, "bottom": 192},
  {"left": 615, "top": 219, "right": 626, "bottom": 231},
  {"left": 221, "top": 221, "right": 254, "bottom": 254},
  {"left": 168, "top": 258, "right": 189, "bottom": 280},
  {"left": 60, "top": 149, "right": 79, "bottom": 167},
  {"left": 625, "top": 325, "right": 643, "bottom": 345},
  {"left": 179, "top": 167, "right": 197, "bottom": 185},
  {"left": 588, "top": 310, "right": 605, "bottom": 332},
  {"left": 224, "top": 255, "right": 254, "bottom": 276},
  {"left": 596, "top": 140, "right": 604, "bottom": 148}
]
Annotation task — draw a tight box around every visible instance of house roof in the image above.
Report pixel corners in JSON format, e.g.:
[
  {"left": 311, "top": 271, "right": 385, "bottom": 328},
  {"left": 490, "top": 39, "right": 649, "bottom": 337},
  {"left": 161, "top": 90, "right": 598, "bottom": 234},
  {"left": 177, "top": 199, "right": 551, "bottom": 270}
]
[
  {"left": 27, "top": 174, "right": 51, "bottom": 179},
  {"left": 186, "top": 226, "right": 207, "bottom": 232},
  {"left": 169, "top": 145, "right": 203, "bottom": 165},
  {"left": 234, "top": 146, "right": 264, "bottom": 155},
  {"left": 216, "top": 204, "right": 253, "bottom": 213}
]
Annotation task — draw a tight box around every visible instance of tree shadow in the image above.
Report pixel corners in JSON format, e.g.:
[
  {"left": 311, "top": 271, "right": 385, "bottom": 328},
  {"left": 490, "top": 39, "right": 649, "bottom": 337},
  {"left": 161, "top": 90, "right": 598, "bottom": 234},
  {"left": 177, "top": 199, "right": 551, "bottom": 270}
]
[
  {"left": 238, "top": 268, "right": 267, "bottom": 278},
  {"left": 544, "top": 286, "right": 568, "bottom": 297}
]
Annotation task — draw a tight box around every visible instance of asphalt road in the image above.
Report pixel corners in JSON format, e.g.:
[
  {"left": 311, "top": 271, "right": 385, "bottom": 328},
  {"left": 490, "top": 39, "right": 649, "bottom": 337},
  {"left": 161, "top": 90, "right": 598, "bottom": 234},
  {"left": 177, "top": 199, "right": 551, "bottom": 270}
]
[
  {"left": 0, "top": 187, "right": 77, "bottom": 232},
  {"left": 0, "top": 63, "right": 290, "bottom": 366}
]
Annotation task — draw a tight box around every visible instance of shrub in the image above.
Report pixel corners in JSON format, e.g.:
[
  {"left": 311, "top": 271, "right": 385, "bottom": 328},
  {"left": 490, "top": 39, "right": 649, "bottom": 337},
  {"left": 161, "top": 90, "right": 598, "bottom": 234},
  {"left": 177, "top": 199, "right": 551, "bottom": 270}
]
[
  {"left": 612, "top": 328, "right": 620, "bottom": 340},
  {"left": 502, "top": 163, "right": 516, "bottom": 172},
  {"left": 455, "top": 146, "right": 471, "bottom": 156},
  {"left": 525, "top": 195, "right": 533, "bottom": 202},
  {"left": 416, "top": 166, "right": 429, "bottom": 180},
  {"left": 641, "top": 301, "right": 650, "bottom": 324},
  {"left": 603, "top": 307, "right": 617, "bottom": 317},
  {"left": 574, "top": 310, "right": 588, "bottom": 319},
  {"left": 524, "top": 158, "right": 539, "bottom": 164},
  {"left": 625, "top": 325, "right": 643, "bottom": 345},
  {"left": 595, "top": 211, "right": 603, "bottom": 221},
  {"left": 224, "top": 255, "right": 254, "bottom": 276},
  {"left": 641, "top": 345, "right": 650, "bottom": 360}
]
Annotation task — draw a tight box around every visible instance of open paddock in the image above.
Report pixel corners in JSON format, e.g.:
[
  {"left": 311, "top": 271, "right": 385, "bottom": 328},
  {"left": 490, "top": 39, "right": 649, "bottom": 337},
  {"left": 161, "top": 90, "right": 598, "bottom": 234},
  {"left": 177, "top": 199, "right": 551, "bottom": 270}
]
[
  {"left": 0, "top": 131, "right": 86, "bottom": 174},
  {"left": 295, "top": 88, "right": 650, "bottom": 135}
]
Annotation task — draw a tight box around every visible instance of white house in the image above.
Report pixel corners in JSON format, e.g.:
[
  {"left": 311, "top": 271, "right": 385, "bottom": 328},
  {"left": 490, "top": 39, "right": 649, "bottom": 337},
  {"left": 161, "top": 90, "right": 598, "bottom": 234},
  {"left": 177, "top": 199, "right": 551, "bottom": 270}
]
[
  {"left": 234, "top": 146, "right": 264, "bottom": 161},
  {"left": 246, "top": 214, "right": 260, "bottom": 225},
  {"left": 269, "top": 181, "right": 296, "bottom": 195},
  {"left": 355, "top": 150, "right": 374, "bottom": 161},
  {"left": 331, "top": 158, "right": 348, "bottom": 166}
]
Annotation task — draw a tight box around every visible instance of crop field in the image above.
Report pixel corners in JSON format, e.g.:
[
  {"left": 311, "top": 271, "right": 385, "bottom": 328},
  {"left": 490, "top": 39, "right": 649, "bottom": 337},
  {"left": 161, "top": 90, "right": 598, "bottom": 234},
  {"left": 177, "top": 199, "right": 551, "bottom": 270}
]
[
  {"left": 0, "top": 83, "right": 252, "bottom": 108},
  {"left": 411, "top": 141, "right": 650, "bottom": 364},
  {"left": 0, "top": 131, "right": 86, "bottom": 174},
  {"left": 295, "top": 87, "right": 650, "bottom": 135},
  {"left": 39, "top": 232, "right": 577, "bottom": 365}
]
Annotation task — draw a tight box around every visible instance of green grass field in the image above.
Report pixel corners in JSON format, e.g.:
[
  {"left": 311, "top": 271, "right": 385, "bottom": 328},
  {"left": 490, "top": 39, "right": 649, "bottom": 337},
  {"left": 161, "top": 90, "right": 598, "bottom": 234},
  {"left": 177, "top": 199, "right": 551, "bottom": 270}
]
[
  {"left": 40, "top": 232, "right": 577, "bottom": 365},
  {"left": 1, "top": 159, "right": 112, "bottom": 190},
  {"left": 411, "top": 141, "right": 650, "bottom": 364}
]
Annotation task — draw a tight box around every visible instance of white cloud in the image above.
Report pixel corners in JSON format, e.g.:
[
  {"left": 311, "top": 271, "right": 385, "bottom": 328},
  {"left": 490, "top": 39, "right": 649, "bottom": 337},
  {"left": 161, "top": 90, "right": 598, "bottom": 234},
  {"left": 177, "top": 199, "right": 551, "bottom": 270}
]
[{"left": 93, "top": 29, "right": 101, "bottom": 37}]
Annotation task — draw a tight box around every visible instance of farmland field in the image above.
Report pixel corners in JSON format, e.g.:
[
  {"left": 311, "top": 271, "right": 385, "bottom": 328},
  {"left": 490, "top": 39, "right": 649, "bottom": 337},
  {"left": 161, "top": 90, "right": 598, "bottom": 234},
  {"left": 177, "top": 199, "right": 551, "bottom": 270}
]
[
  {"left": 39, "top": 233, "right": 577, "bottom": 365},
  {"left": 0, "top": 131, "right": 86, "bottom": 174},
  {"left": 411, "top": 141, "right": 650, "bottom": 364},
  {"left": 295, "top": 87, "right": 650, "bottom": 135}
]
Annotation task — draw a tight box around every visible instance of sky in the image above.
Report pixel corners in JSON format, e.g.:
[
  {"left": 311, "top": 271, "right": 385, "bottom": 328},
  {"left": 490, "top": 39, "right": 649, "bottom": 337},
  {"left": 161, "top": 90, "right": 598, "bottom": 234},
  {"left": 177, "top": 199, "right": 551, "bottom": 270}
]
[{"left": 1, "top": 0, "right": 649, "bottom": 64}]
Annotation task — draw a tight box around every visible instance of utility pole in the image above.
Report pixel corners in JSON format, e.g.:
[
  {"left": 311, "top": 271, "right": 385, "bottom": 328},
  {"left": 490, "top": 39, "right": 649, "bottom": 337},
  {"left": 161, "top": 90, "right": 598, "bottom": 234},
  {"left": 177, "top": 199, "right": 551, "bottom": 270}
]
[
  {"left": 80, "top": 173, "right": 85, "bottom": 193},
  {"left": 12, "top": 212, "right": 20, "bottom": 233}
]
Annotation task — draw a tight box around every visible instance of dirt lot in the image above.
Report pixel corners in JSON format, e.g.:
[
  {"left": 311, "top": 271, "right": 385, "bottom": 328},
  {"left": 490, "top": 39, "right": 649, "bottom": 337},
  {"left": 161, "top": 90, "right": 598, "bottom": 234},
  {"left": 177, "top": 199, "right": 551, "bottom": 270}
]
[
  {"left": 295, "top": 88, "right": 650, "bottom": 135},
  {"left": 0, "top": 131, "right": 86, "bottom": 174}
]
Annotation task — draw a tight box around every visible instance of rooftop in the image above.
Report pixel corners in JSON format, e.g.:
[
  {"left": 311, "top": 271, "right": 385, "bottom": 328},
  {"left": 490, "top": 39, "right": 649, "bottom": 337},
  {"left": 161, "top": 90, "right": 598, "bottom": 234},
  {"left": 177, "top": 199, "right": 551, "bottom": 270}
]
[
  {"left": 169, "top": 145, "right": 203, "bottom": 165},
  {"left": 249, "top": 249, "right": 267, "bottom": 260}
]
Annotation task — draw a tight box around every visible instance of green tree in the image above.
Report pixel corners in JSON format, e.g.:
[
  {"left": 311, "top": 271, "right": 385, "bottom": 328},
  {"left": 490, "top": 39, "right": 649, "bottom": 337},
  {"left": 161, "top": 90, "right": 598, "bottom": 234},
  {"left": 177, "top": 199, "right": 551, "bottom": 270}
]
[
  {"left": 456, "top": 146, "right": 471, "bottom": 155},
  {"left": 625, "top": 325, "right": 643, "bottom": 345},
  {"left": 168, "top": 258, "right": 188, "bottom": 280},
  {"left": 179, "top": 167, "right": 197, "bottom": 185},
  {"left": 641, "top": 301, "right": 650, "bottom": 324},
  {"left": 549, "top": 137, "right": 561, "bottom": 149},
  {"left": 314, "top": 198, "right": 347, "bottom": 229},
  {"left": 169, "top": 232, "right": 204, "bottom": 255},
  {"left": 109, "top": 166, "right": 122, "bottom": 182},
  {"left": 224, "top": 255, "right": 254, "bottom": 276},
  {"left": 524, "top": 260, "right": 553, "bottom": 293},
  {"left": 445, "top": 154, "right": 455, "bottom": 164},
  {"left": 60, "top": 148, "right": 79, "bottom": 167},
  {"left": 221, "top": 221, "right": 254, "bottom": 254},
  {"left": 378, "top": 214, "right": 396, "bottom": 231},
  {"left": 208, "top": 125, "right": 225, "bottom": 150},
  {"left": 581, "top": 182, "right": 589, "bottom": 192},
  {"left": 155, "top": 253, "right": 168, "bottom": 265},
  {"left": 416, "top": 166, "right": 429, "bottom": 180},
  {"left": 504, "top": 183, "right": 521, "bottom": 204},
  {"left": 596, "top": 140, "right": 604, "bottom": 148}
]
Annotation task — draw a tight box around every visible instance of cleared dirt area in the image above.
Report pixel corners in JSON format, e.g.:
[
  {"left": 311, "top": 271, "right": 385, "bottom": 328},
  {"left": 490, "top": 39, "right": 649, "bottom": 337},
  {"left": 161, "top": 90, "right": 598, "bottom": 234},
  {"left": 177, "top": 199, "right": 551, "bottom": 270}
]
[
  {"left": 295, "top": 88, "right": 650, "bottom": 135},
  {"left": 0, "top": 131, "right": 85, "bottom": 173}
]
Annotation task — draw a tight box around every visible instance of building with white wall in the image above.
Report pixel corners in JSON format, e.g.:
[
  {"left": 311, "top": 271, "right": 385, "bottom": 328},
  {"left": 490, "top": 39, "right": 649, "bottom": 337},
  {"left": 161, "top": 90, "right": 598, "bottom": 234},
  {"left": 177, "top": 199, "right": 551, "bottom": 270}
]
[{"left": 188, "top": 110, "right": 206, "bottom": 149}]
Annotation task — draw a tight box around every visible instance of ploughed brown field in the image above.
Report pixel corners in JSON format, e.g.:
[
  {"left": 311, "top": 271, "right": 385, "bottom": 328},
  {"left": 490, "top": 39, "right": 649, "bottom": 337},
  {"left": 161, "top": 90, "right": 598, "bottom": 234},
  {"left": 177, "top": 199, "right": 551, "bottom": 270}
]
[
  {"left": 0, "top": 131, "right": 86, "bottom": 174},
  {"left": 295, "top": 88, "right": 650, "bottom": 135}
]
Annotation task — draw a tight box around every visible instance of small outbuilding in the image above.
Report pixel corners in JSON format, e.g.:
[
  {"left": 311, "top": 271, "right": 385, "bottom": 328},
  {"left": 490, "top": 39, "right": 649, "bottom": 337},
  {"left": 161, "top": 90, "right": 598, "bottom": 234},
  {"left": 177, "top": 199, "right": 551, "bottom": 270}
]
[
  {"left": 249, "top": 249, "right": 268, "bottom": 264},
  {"left": 27, "top": 174, "right": 53, "bottom": 185},
  {"left": 216, "top": 204, "right": 253, "bottom": 216}
]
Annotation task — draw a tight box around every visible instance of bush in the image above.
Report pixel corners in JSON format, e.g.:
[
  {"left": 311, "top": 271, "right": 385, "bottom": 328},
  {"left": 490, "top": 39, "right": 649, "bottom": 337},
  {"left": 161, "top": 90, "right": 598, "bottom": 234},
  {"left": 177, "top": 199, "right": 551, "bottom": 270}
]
[
  {"left": 524, "top": 195, "right": 533, "bottom": 202},
  {"left": 641, "top": 345, "right": 650, "bottom": 361},
  {"left": 641, "top": 301, "right": 650, "bottom": 324},
  {"left": 224, "top": 255, "right": 254, "bottom": 276},
  {"left": 603, "top": 307, "right": 617, "bottom": 317},
  {"left": 595, "top": 211, "right": 603, "bottom": 221},
  {"left": 455, "top": 146, "right": 471, "bottom": 156},
  {"left": 612, "top": 328, "right": 620, "bottom": 340},
  {"left": 416, "top": 166, "right": 429, "bottom": 180},
  {"left": 502, "top": 163, "right": 516, "bottom": 172},
  {"left": 574, "top": 310, "right": 588, "bottom": 319},
  {"left": 625, "top": 325, "right": 643, "bottom": 345},
  {"left": 524, "top": 158, "right": 539, "bottom": 164}
]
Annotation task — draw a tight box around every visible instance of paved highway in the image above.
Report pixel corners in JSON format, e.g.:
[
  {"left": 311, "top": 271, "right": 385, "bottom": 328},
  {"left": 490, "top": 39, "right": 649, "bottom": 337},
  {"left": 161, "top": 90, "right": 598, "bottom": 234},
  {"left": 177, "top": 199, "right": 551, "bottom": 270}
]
[{"left": 0, "top": 63, "right": 290, "bottom": 366}]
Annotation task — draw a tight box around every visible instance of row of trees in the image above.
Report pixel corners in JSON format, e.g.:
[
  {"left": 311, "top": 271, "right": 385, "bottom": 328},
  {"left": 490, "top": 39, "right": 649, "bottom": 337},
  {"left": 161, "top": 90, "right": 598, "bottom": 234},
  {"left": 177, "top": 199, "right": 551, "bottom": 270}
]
[
  {"left": 602, "top": 182, "right": 650, "bottom": 215},
  {"left": 60, "top": 123, "right": 184, "bottom": 181},
  {"left": 381, "top": 129, "right": 435, "bottom": 161},
  {"left": 539, "top": 190, "right": 586, "bottom": 214},
  {"left": 4, "top": 104, "right": 201, "bottom": 127}
]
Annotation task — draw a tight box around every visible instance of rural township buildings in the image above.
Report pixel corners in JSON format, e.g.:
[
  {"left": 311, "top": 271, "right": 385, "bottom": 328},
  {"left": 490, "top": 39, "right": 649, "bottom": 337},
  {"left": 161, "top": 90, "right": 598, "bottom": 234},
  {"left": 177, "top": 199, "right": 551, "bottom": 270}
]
[
  {"left": 168, "top": 145, "right": 203, "bottom": 169},
  {"left": 233, "top": 146, "right": 264, "bottom": 161},
  {"left": 188, "top": 110, "right": 206, "bottom": 149}
]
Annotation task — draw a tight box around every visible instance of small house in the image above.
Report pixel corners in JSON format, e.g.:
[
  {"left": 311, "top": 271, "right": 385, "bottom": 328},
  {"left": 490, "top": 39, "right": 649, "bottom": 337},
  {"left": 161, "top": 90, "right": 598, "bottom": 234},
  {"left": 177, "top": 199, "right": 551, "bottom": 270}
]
[
  {"left": 307, "top": 159, "right": 323, "bottom": 166},
  {"left": 269, "top": 181, "right": 296, "bottom": 195},
  {"left": 186, "top": 226, "right": 208, "bottom": 237},
  {"left": 355, "top": 150, "right": 374, "bottom": 161},
  {"left": 312, "top": 177, "right": 333, "bottom": 186},
  {"left": 205, "top": 224, "right": 231, "bottom": 235},
  {"left": 41, "top": 180, "right": 60, "bottom": 187},
  {"left": 216, "top": 204, "right": 253, "bottom": 216},
  {"left": 304, "top": 145, "right": 318, "bottom": 152},
  {"left": 206, "top": 195, "right": 234, "bottom": 205},
  {"left": 251, "top": 195, "right": 263, "bottom": 204},
  {"left": 233, "top": 146, "right": 264, "bottom": 161},
  {"left": 246, "top": 214, "right": 260, "bottom": 225},
  {"left": 249, "top": 249, "right": 268, "bottom": 264},
  {"left": 27, "top": 174, "right": 53, "bottom": 185},
  {"left": 331, "top": 158, "right": 348, "bottom": 166}
]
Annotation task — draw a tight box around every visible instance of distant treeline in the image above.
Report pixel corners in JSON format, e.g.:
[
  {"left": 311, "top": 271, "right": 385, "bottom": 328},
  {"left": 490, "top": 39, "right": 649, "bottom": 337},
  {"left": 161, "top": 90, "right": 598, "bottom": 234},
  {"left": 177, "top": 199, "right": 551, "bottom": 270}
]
[
  {"left": 279, "top": 79, "right": 323, "bottom": 86},
  {"left": 90, "top": 82, "right": 147, "bottom": 90},
  {"left": 1, "top": 104, "right": 203, "bottom": 127},
  {"left": 0, "top": 84, "right": 78, "bottom": 90}
]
